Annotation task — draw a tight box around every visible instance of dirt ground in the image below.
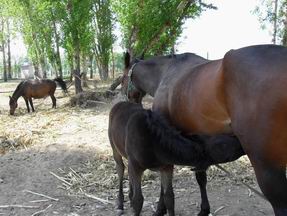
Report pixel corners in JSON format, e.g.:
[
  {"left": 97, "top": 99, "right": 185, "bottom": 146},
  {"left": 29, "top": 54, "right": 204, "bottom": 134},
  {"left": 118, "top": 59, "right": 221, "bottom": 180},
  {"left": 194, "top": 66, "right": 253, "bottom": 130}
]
[{"left": 0, "top": 81, "right": 273, "bottom": 216}]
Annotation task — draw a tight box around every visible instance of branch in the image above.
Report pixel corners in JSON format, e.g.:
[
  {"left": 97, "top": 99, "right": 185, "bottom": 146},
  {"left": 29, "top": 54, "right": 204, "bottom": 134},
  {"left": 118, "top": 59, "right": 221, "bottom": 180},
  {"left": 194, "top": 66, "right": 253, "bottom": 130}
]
[{"left": 141, "top": 0, "right": 195, "bottom": 56}]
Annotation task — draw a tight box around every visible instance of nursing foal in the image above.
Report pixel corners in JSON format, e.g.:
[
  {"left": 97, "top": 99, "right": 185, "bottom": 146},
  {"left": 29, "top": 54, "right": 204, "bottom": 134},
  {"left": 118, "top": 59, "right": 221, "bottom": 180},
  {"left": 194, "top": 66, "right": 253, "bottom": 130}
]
[{"left": 108, "top": 102, "right": 244, "bottom": 216}]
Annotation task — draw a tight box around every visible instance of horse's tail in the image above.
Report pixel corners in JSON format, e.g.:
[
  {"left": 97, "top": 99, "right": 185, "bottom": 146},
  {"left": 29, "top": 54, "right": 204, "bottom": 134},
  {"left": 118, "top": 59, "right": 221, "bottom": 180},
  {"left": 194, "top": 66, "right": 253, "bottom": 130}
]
[
  {"left": 145, "top": 110, "right": 209, "bottom": 168},
  {"left": 54, "top": 77, "right": 68, "bottom": 93}
]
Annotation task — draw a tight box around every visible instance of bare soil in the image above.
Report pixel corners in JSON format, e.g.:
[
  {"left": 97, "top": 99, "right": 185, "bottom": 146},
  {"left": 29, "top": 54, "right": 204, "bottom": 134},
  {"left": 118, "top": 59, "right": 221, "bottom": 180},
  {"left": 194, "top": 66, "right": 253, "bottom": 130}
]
[{"left": 0, "top": 81, "right": 273, "bottom": 216}]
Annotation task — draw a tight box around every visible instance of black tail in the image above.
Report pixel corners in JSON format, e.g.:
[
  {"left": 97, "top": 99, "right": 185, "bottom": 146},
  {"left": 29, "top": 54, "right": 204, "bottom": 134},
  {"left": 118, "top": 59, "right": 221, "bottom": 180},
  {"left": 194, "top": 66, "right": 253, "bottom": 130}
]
[
  {"left": 54, "top": 77, "right": 68, "bottom": 93},
  {"left": 145, "top": 110, "right": 210, "bottom": 168}
]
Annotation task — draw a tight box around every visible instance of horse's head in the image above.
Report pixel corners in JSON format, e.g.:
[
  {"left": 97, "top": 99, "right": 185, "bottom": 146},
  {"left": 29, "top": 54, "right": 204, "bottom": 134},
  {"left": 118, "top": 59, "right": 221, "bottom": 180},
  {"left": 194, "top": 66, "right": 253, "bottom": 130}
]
[
  {"left": 121, "top": 52, "right": 145, "bottom": 104},
  {"left": 9, "top": 96, "right": 18, "bottom": 115}
]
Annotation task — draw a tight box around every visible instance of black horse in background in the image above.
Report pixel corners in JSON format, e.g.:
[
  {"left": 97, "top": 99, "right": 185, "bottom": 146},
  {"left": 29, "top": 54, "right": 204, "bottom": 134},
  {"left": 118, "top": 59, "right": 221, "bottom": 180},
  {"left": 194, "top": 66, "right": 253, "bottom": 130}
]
[
  {"left": 109, "top": 102, "right": 244, "bottom": 216},
  {"left": 9, "top": 78, "right": 67, "bottom": 115}
]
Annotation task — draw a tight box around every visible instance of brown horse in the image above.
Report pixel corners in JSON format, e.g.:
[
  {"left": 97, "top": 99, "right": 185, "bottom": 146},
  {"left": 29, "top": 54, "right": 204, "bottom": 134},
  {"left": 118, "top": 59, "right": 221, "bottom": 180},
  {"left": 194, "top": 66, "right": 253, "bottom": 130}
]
[
  {"left": 109, "top": 101, "right": 244, "bottom": 216},
  {"left": 9, "top": 78, "right": 67, "bottom": 115},
  {"left": 122, "top": 45, "right": 287, "bottom": 216}
]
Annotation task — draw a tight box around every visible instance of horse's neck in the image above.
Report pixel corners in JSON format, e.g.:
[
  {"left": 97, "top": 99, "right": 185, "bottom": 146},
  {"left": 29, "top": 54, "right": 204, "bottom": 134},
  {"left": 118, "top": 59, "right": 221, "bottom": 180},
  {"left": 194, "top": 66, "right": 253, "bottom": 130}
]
[
  {"left": 12, "top": 86, "right": 23, "bottom": 101},
  {"left": 133, "top": 70, "right": 159, "bottom": 97},
  {"left": 135, "top": 62, "right": 169, "bottom": 96}
]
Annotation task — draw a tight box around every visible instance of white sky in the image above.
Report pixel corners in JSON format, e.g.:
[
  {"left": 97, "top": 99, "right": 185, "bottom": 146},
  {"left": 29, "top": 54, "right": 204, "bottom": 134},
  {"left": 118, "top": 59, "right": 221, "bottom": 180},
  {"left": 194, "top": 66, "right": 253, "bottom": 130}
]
[
  {"left": 11, "top": 0, "right": 272, "bottom": 60},
  {"left": 176, "top": 0, "right": 272, "bottom": 59}
]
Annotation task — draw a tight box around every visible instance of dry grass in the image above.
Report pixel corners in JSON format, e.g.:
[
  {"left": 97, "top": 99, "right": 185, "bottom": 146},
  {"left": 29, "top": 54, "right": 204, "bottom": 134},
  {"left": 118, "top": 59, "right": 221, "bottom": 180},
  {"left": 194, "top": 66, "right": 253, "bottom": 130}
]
[{"left": 0, "top": 81, "right": 259, "bottom": 210}]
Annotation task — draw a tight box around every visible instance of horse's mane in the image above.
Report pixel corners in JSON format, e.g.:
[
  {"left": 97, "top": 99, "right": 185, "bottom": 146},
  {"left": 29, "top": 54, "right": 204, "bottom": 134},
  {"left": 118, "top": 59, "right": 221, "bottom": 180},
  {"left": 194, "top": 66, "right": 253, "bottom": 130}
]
[
  {"left": 145, "top": 110, "right": 209, "bottom": 167},
  {"left": 12, "top": 81, "right": 26, "bottom": 98}
]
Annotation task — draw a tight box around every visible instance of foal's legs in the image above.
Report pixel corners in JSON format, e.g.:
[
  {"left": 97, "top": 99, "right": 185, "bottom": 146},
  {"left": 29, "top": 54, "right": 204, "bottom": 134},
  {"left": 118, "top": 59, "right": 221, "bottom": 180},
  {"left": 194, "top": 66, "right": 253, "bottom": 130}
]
[
  {"left": 160, "top": 166, "right": 175, "bottom": 216},
  {"left": 50, "top": 94, "right": 56, "bottom": 108},
  {"left": 29, "top": 98, "right": 35, "bottom": 112},
  {"left": 249, "top": 157, "right": 287, "bottom": 216},
  {"left": 195, "top": 170, "right": 210, "bottom": 216},
  {"left": 24, "top": 98, "right": 30, "bottom": 113},
  {"left": 112, "top": 149, "right": 125, "bottom": 214},
  {"left": 128, "top": 161, "right": 144, "bottom": 216},
  {"left": 153, "top": 185, "right": 167, "bottom": 216}
]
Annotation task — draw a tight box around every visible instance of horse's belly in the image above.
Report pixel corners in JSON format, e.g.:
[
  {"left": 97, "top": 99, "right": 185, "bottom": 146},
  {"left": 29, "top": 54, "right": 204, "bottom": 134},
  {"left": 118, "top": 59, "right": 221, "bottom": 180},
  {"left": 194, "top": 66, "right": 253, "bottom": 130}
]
[{"left": 171, "top": 110, "right": 232, "bottom": 135}]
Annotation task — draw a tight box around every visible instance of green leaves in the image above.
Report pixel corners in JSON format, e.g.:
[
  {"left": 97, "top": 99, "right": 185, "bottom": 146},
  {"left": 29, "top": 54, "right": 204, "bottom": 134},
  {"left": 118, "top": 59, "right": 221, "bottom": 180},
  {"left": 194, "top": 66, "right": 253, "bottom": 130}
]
[
  {"left": 254, "top": 0, "right": 287, "bottom": 45},
  {"left": 112, "top": 0, "right": 211, "bottom": 56}
]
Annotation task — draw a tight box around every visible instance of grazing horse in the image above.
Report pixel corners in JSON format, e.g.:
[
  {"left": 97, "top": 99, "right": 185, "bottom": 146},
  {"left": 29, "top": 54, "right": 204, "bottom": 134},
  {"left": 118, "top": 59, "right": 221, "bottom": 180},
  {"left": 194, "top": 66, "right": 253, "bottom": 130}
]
[
  {"left": 122, "top": 44, "right": 287, "bottom": 216},
  {"left": 9, "top": 78, "right": 67, "bottom": 115},
  {"left": 109, "top": 101, "right": 244, "bottom": 216}
]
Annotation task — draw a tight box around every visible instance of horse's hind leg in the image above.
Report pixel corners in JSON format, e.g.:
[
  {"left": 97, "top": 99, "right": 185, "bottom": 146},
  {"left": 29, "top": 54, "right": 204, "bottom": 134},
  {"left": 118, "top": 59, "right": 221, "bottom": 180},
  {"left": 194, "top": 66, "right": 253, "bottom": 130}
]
[
  {"left": 195, "top": 170, "right": 210, "bottom": 216},
  {"left": 153, "top": 185, "right": 167, "bottom": 216},
  {"left": 128, "top": 160, "right": 144, "bottom": 216},
  {"left": 29, "top": 98, "right": 35, "bottom": 112},
  {"left": 113, "top": 149, "right": 125, "bottom": 214},
  {"left": 249, "top": 158, "right": 287, "bottom": 216},
  {"left": 160, "top": 165, "right": 175, "bottom": 216},
  {"left": 24, "top": 98, "right": 30, "bottom": 113},
  {"left": 50, "top": 94, "right": 56, "bottom": 108}
]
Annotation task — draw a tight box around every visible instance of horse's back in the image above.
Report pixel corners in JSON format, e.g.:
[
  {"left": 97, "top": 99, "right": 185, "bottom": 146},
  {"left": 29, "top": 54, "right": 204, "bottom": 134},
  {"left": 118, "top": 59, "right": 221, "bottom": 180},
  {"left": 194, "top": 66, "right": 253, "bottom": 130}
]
[
  {"left": 108, "top": 102, "right": 143, "bottom": 158},
  {"left": 154, "top": 58, "right": 231, "bottom": 135},
  {"left": 24, "top": 79, "right": 56, "bottom": 98}
]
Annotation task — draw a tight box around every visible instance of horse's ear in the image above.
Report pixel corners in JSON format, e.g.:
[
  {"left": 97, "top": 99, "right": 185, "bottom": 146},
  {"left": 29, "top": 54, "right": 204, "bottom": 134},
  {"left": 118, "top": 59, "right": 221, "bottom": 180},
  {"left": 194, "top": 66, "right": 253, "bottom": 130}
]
[
  {"left": 124, "top": 52, "right": 130, "bottom": 69},
  {"left": 9, "top": 96, "right": 11, "bottom": 100}
]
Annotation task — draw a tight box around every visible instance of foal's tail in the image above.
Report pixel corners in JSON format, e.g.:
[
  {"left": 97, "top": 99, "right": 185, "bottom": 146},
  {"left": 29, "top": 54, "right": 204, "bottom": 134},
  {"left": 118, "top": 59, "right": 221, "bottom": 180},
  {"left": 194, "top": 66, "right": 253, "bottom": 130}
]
[
  {"left": 145, "top": 111, "right": 208, "bottom": 168},
  {"left": 54, "top": 77, "right": 68, "bottom": 93}
]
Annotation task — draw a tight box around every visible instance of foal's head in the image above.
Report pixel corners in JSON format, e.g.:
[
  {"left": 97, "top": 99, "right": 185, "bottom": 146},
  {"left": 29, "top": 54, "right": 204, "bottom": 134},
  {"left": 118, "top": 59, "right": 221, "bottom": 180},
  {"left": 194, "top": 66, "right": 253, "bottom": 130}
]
[
  {"left": 121, "top": 52, "right": 145, "bottom": 104},
  {"left": 9, "top": 96, "right": 18, "bottom": 115}
]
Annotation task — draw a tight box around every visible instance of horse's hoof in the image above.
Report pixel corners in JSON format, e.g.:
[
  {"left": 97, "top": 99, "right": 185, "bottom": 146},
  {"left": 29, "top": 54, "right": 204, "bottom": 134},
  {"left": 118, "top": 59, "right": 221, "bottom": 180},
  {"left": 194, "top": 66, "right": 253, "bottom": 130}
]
[
  {"left": 198, "top": 210, "right": 210, "bottom": 216},
  {"left": 152, "top": 213, "right": 165, "bottom": 216},
  {"left": 116, "top": 209, "right": 124, "bottom": 216},
  {"left": 152, "top": 211, "right": 166, "bottom": 216}
]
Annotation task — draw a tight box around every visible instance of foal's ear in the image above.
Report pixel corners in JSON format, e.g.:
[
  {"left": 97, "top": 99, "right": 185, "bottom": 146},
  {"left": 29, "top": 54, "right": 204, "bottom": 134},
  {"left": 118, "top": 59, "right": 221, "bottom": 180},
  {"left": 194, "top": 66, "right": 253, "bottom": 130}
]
[{"left": 124, "top": 52, "right": 130, "bottom": 69}]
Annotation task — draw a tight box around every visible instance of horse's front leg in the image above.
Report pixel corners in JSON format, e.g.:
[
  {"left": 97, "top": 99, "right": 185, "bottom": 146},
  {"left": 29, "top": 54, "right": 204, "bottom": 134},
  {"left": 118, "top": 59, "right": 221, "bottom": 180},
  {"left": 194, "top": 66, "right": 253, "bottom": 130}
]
[
  {"left": 24, "top": 98, "right": 30, "bottom": 113},
  {"left": 153, "top": 184, "right": 167, "bottom": 216},
  {"left": 50, "top": 94, "right": 56, "bottom": 108},
  {"left": 29, "top": 98, "right": 35, "bottom": 112},
  {"left": 195, "top": 170, "right": 210, "bottom": 216},
  {"left": 128, "top": 160, "right": 144, "bottom": 216},
  {"left": 160, "top": 165, "right": 175, "bottom": 216},
  {"left": 112, "top": 149, "right": 125, "bottom": 215}
]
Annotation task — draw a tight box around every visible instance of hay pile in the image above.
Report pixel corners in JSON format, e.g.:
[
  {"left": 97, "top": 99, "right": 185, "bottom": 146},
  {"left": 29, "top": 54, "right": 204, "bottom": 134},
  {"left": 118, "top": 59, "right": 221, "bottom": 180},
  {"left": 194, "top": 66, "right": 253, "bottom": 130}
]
[{"left": 70, "top": 91, "right": 117, "bottom": 108}]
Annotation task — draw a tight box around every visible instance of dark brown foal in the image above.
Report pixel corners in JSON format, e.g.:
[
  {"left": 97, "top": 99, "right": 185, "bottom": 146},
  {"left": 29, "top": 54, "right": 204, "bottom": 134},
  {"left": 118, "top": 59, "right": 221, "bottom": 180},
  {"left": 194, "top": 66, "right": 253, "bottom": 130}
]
[{"left": 108, "top": 102, "right": 244, "bottom": 216}]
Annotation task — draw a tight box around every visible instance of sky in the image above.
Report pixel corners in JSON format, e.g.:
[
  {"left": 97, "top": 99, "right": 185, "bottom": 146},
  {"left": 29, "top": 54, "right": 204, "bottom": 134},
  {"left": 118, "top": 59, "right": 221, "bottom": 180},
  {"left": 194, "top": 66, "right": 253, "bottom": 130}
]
[
  {"left": 11, "top": 0, "right": 272, "bottom": 61},
  {"left": 176, "top": 0, "right": 272, "bottom": 59}
]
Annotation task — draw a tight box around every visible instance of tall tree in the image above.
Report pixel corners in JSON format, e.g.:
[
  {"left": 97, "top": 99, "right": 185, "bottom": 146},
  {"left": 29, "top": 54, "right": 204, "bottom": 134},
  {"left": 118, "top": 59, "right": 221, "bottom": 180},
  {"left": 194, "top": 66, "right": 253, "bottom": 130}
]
[
  {"left": 60, "top": 0, "right": 93, "bottom": 93},
  {"left": 6, "top": 19, "right": 11, "bottom": 79},
  {"left": 92, "top": 0, "right": 114, "bottom": 81},
  {"left": 112, "top": 0, "right": 215, "bottom": 57},
  {"left": 254, "top": 0, "right": 287, "bottom": 45},
  {"left": 1, "top": 17, "right": 7, "bottom": 82}
]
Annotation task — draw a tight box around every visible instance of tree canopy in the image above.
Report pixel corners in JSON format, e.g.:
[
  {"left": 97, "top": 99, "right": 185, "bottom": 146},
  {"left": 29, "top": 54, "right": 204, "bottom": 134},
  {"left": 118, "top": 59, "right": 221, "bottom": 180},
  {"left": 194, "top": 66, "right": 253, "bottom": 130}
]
[{"left": 0, "top": 0, "right": 223, "bottom": 92}]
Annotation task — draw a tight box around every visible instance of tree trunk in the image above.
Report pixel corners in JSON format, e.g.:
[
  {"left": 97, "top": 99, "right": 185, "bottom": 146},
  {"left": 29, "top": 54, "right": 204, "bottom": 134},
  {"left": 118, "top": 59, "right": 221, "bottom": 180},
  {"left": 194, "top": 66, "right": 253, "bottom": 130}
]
[
  {"left": 33, "top": 61, "right": 40, "bottom": 78},
  {"left": 81, "top": 54, "right": 88, "bottom": 88},
  {"left": 52, "top": 19, "right": 63, "bottom": 78},
  {"left": 39, "top": 53, "right": 46, "bottom": 78},
  {"left": 6, "top": 20, "right": 12, "bottom": 79},
  {"left": 111, "top": 47, "right": 115, "bottom": 79},
  {"left": 99, "top": 64, "right": 109, "bottom": 81},
  {"left": 74, "top": 36, "right": 83, "bottom": 94},
  {"left": 69, "top": 55, "right": 74, "bottom": 82},
  {"left": 273, "top": 0, "right": 279, "bottom": 44},
  {"left": 89, "top": 54, "right": 94, "bottom": 79},
  {"left": 282, "top": 3, "right": 287, "bottom": 46},
  {"left": 1, "top": 19, "right": 7, "bottom": 82}
]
